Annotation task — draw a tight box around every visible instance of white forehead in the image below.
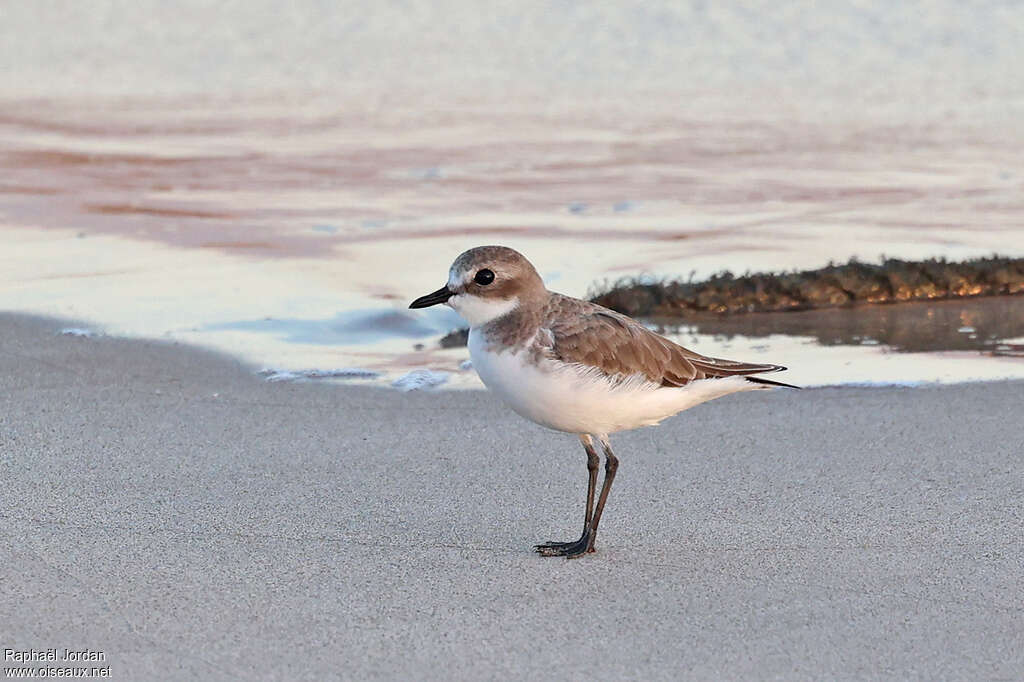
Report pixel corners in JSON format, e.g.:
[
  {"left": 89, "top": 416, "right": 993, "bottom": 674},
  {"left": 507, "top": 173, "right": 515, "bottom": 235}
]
[
  {"left": 448, "top": 259, "right": 487, "bottom": 288},
  {"left": 447, "top": 267, "right": 468, "bottom": 289}
]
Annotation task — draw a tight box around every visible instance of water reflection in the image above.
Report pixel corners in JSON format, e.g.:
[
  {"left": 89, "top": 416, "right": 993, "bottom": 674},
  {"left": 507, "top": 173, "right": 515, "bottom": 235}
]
[{"left": 651, "top": 296, "right": 1024, "bottom": 354}]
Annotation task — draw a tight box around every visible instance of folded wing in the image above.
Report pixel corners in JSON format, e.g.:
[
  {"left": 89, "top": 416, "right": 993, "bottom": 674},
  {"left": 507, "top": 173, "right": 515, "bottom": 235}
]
[{"left": 541, "top": 294, "right": 786, "bottom": 388}]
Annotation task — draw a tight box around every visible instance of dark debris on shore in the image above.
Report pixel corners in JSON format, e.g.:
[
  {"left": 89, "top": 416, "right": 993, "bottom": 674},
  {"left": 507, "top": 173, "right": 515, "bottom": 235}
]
[
  {"left": 439, "top": 327, "right": 470, "bottom": 348},
  {"left": 589, "top": 255, "right": 1024, "bottom": 317}
]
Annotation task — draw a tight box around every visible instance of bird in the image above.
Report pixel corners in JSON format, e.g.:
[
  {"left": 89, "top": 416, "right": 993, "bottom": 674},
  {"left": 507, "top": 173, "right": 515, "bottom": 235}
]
[{"left": 409, "top": 245, "right": 797, "bottom": 558}]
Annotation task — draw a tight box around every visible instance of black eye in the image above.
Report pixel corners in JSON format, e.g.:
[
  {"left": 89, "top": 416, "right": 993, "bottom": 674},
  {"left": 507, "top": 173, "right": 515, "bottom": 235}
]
[{"left": 474, "top": 269, "right": 495, "bottom": 285}]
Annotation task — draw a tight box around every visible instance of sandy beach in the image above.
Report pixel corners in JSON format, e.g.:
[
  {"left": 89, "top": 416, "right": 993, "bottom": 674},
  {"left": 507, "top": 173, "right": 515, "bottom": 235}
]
[
  {"left": 4, "top": 2, "right": 1023, "bottom": 679},
  {"left": 2, "top": 311, "right": 1022, "bottom": 679}
]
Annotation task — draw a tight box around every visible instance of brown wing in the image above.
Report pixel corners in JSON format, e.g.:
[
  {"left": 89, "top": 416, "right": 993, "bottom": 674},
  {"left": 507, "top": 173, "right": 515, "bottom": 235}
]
[{"left": 541, "top": 294, "right": 785, "bottom": 387}]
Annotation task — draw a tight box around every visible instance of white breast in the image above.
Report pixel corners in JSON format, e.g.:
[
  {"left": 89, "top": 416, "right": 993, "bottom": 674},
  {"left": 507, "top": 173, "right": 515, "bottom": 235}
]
[{"left": 468, "top": 328, "right": 758, "bottom": 436}]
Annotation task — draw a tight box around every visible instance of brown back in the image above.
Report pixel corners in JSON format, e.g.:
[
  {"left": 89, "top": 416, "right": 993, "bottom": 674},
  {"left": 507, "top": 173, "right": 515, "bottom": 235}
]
[{"left": 540, "top": 294, "right": 784, "bottom": 387}]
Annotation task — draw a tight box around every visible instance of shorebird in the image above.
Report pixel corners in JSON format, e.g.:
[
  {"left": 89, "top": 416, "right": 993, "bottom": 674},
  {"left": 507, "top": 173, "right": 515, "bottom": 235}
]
[{"left": 410, "top": 246, "right": 797, "bottom": 558}]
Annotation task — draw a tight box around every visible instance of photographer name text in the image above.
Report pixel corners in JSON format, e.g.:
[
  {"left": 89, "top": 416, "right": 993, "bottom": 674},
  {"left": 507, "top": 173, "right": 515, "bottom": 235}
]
[{"left": 4, "top": 649, "right": 106, "bottom": 663}]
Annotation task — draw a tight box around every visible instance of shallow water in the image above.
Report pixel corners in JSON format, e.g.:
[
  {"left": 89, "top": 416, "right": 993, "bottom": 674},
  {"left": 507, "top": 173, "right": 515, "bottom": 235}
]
[{"left": 1, "top": 93, "right": 1023, "bottom": 388}]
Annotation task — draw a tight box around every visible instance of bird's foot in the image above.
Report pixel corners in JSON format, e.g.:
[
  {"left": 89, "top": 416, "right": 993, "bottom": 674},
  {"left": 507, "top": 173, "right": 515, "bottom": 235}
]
[{"left": 534, "top": 530, "right": 594, "bottom": 559}]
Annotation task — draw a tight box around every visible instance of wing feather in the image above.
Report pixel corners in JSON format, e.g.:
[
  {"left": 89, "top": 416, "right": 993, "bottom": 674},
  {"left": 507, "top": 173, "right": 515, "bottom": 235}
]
[{"left": 540, "top": 294, "right": 785, "bottom": 387}]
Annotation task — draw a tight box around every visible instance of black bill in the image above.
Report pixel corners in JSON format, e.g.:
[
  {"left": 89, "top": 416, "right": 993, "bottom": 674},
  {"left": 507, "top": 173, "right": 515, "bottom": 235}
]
[{"left": 409, "top": 285, "right": 453, "bottom": 309}]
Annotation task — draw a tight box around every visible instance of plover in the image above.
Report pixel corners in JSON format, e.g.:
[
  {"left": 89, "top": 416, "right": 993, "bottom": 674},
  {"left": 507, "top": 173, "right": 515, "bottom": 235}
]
[{"left": 410, "top": 245, "right": 797, "bottom": 558}]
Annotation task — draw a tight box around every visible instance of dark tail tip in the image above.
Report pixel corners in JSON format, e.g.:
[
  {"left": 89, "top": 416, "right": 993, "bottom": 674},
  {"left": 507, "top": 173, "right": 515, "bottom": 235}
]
[{"left": 747, "top": 376, "right": 802, "bottom": 389}]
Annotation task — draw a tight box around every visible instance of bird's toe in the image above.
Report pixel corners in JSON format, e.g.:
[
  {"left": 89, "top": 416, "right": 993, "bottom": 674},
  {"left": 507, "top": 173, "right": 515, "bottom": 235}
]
[{"left": 533, "top": 532, "right": 592, "bottom": 557}]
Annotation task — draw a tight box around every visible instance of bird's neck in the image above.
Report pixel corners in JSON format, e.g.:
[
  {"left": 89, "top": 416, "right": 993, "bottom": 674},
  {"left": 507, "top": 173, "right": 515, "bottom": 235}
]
[{"left": 477, "top": 294, "right": 547, "bottom": 352}]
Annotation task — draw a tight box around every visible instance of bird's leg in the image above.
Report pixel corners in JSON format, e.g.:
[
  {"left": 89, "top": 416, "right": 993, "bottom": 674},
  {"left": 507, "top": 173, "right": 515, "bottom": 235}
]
[
  {"left": 572, "top": 434, "right": 618, "bottom": 558},
  {"left": 534, "top": 434, "right": 600, "bottom": 557},
  {"left": 584, "top": 435, "right": 599, "bottom": 528}
]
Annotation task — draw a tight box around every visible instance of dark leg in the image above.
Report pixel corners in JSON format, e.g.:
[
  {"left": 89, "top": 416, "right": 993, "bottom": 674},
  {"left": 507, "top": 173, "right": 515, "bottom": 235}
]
[
  {"left": 535, "top": 435, "right": 600, "bottom": 557},
  {"left": 583, "top": 435, "right": 600, "bottom": 528},
  {"left": 573, "top": 434, "right": 618, "bottom": 558}
]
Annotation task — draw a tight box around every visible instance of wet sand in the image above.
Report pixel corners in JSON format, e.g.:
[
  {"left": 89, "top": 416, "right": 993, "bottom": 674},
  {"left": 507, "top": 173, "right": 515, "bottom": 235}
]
[
  {"left": 3, "top": 93, "right": 1023, "bottom": 384},
  {"left": 2, "top": 311, "right": 1022, "bottom": 680}
]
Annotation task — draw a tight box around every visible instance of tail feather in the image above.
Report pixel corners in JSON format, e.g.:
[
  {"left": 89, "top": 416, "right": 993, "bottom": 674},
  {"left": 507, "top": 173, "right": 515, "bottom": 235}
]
[
  {"left": 691, "top": 359, "right": 788, "bottom": 378},
  {"left": 746, "top": 375, "right": 801, "bottom": 389}
]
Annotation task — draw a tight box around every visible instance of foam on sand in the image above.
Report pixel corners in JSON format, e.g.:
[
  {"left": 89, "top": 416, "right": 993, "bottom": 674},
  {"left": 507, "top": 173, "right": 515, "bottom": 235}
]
[
  {"left": 259, "top": 367, "right": 381, "bottom": 382},
  {"left": 391, "top": 369, "right": 451, "bottom": 391},
  {"left": 59, "top": 327, "right": 101, "bottom": 338}
]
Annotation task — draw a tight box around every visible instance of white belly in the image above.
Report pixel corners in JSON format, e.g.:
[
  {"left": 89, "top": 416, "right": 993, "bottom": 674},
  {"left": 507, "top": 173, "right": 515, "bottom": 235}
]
[{"left": 468, "top": 328, "right": 757, "bottom": 435}]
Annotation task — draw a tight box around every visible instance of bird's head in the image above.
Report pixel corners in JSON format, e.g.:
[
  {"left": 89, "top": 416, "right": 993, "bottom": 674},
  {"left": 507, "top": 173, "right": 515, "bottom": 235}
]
[{"left": 409, "top": 245, "right": 546, "bottom": 327}]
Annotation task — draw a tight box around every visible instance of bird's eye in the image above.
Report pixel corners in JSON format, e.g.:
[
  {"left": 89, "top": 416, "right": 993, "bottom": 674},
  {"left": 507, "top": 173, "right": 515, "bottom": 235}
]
[{"left": 474, "top": 269, "right": 495, "bottom": 285}]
